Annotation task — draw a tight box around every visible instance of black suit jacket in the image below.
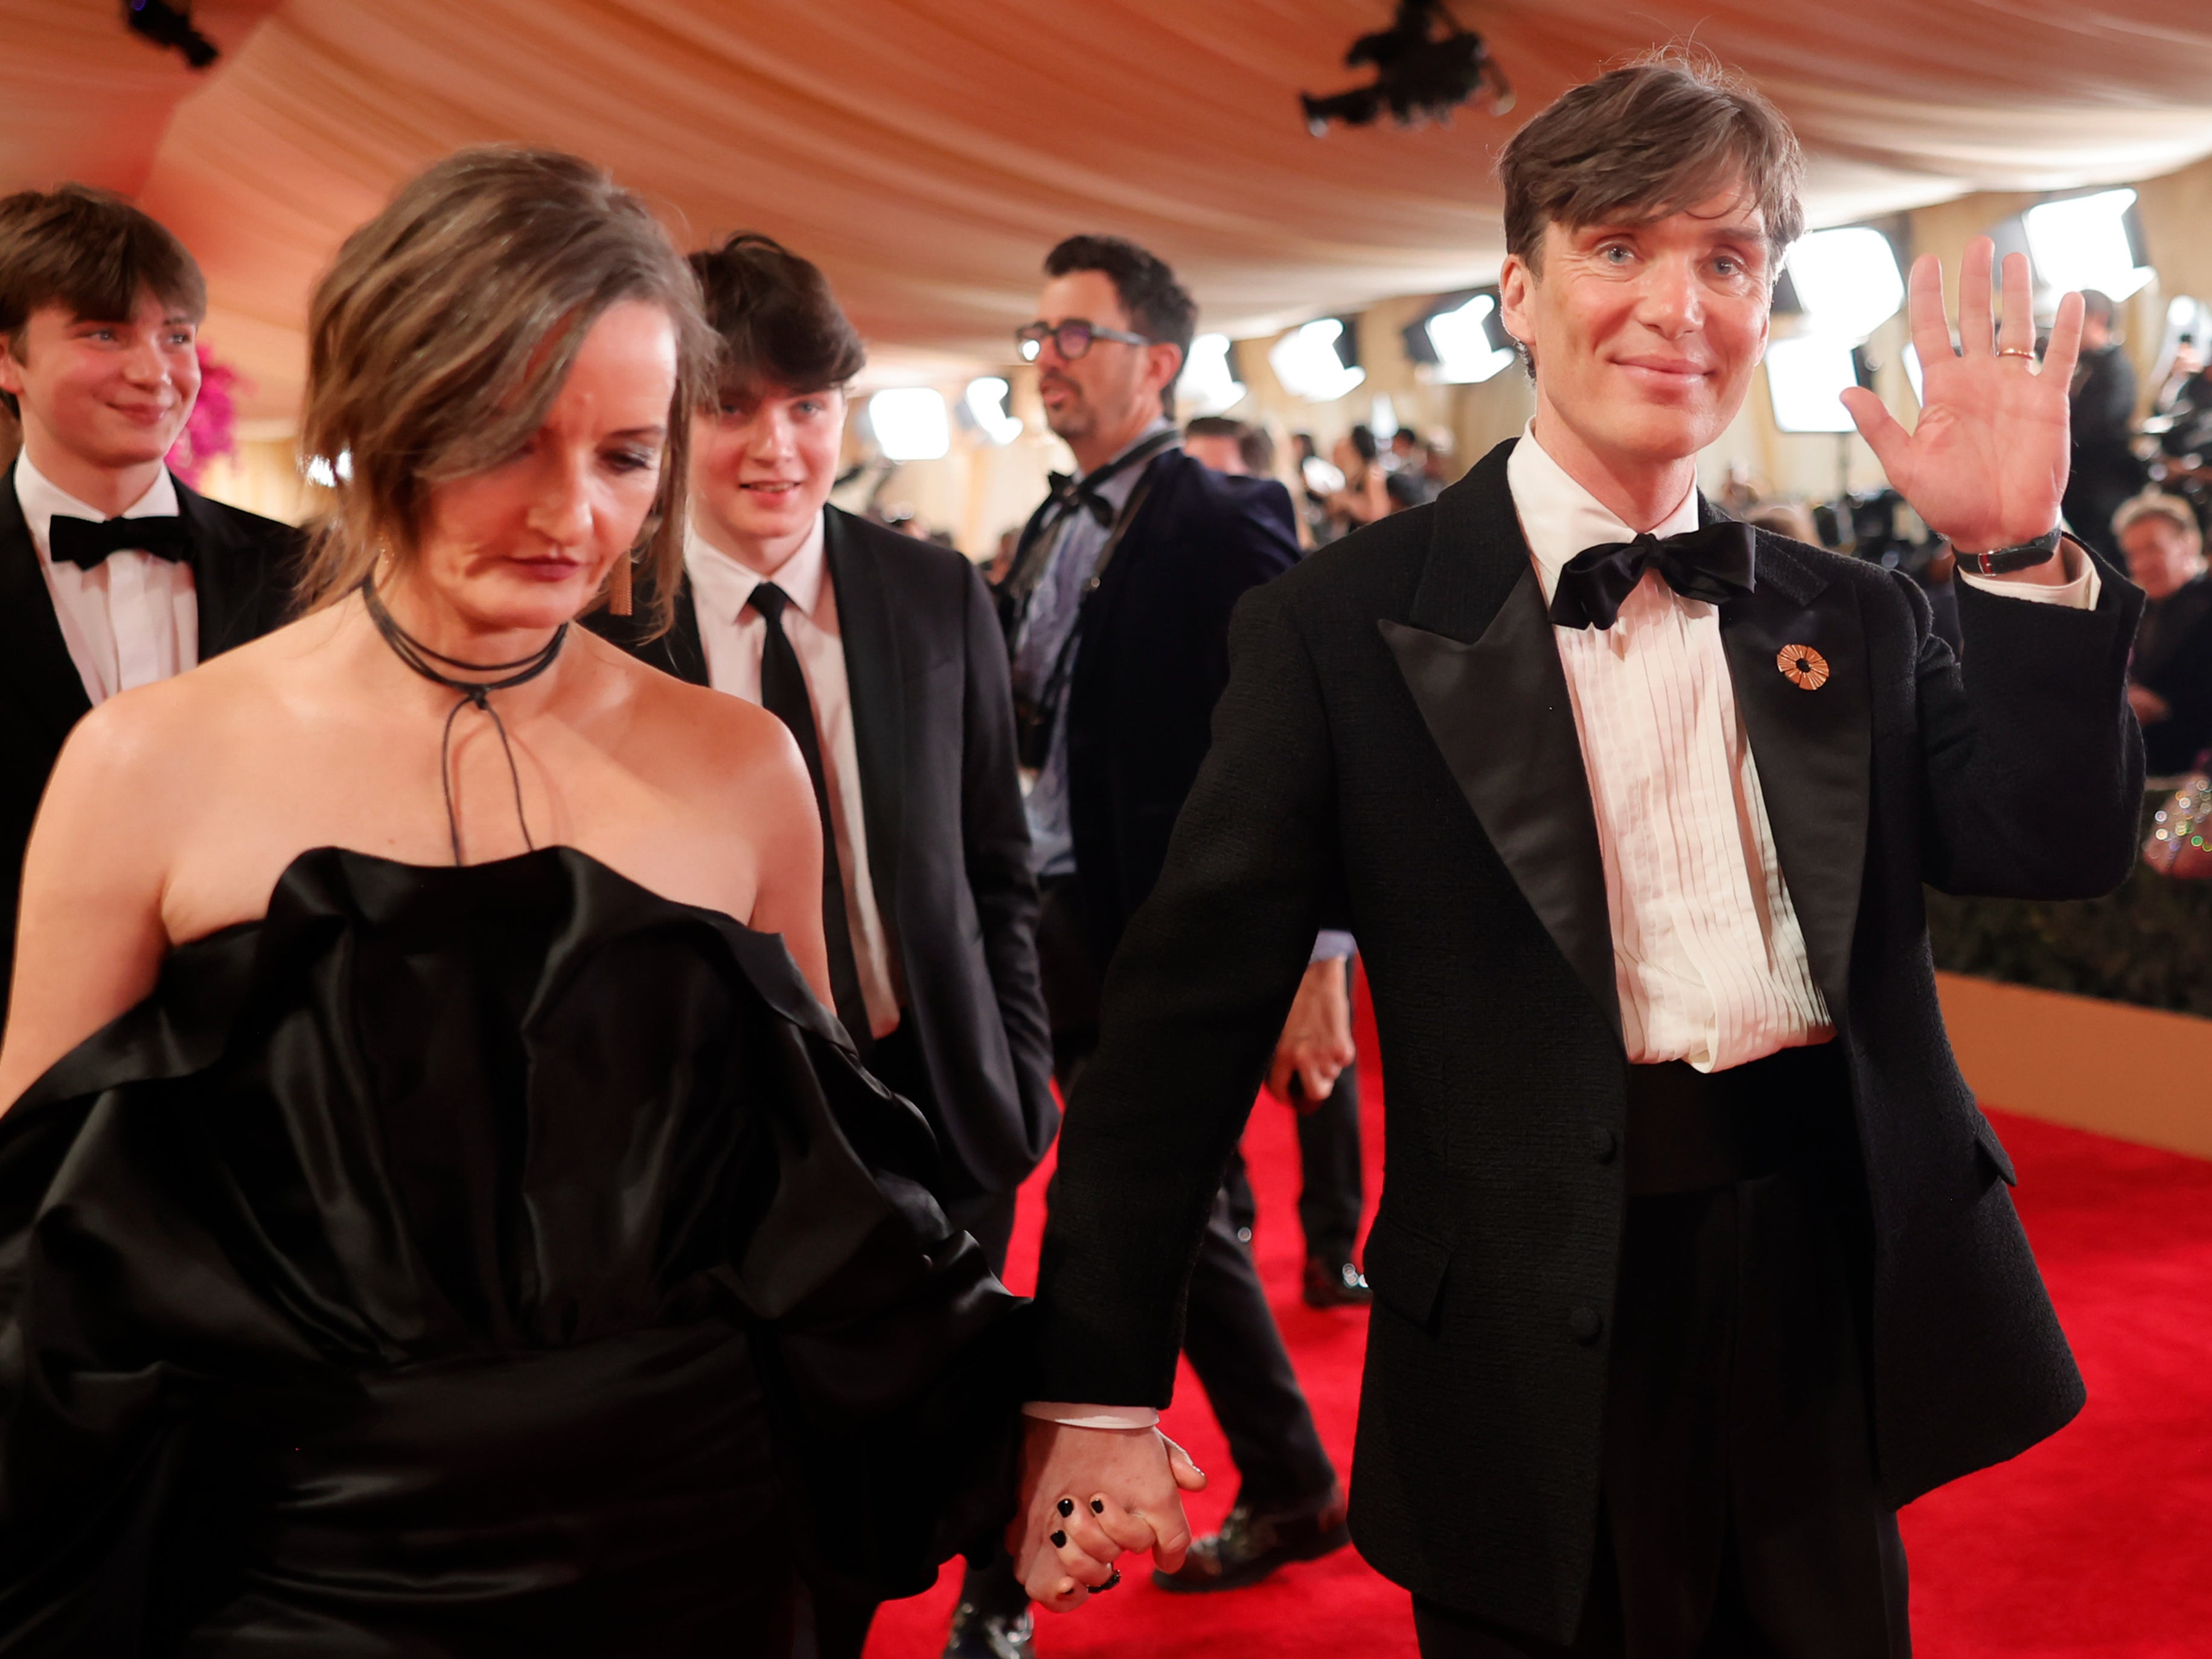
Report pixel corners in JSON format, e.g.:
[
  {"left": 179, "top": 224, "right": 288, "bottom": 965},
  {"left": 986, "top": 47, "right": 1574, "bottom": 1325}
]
[
  {"left": 1041, "top": 449, "right": 1299, "bottom": 962},
  {"left": 594, "top": 507, "right": 1055, "bottom": 1201},
  {"left": 0, "top": 471, "right": 299, "bottom": 1029},
  {"left": 1033, "top": 440, "right": 2143, "bottom": 1638}
]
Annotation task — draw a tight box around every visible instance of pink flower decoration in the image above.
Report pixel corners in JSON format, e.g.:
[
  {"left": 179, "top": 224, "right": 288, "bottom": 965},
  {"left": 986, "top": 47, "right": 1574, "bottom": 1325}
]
[{"left": 167, "top": 344, "right": 246, "bottom": 487}]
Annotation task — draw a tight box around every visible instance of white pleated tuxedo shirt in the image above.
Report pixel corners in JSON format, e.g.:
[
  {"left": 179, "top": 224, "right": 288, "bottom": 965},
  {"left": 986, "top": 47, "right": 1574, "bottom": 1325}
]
[
  {"left": 1508, "top": 424, "right": 2097, "bottom": 1073},
  {"left": 14, "top": 453, "right": 197, "bottom": 707},
  {"left": 685, "top": 515, "right": 904, "bottom": 1040}
]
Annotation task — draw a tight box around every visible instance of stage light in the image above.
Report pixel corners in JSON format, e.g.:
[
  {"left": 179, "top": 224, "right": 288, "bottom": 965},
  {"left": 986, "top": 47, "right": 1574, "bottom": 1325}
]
[
  {"left": 1269, "top": 319, "right": 1364, "bottom": 403},
  {"left": 1301, "top": 0, "right": 1512, "bottom": 134},
  {"left": 2024, "top": 190, "right": 2153, "bottom": 301},
  {"left": 868, "top": 389, "right": 950, "bottom": 461},
  {"left": 1181, "top": 334, "right": 1248, "bottom": 415},
  {"left": 1765, "top": 336, "right": 1859, "bottom": 434},
  {"left": 1785, "top": 228, "right": 1905, "bottom": 341},
  {"left": 1424, "top": 291, "right": 1516, "bottom": 383},
  {"left": 962, "top": 377, "right": 1022, "bottom": 446},
  {"left": 124, "top": 0, "right": 219, "bottom": 69}
]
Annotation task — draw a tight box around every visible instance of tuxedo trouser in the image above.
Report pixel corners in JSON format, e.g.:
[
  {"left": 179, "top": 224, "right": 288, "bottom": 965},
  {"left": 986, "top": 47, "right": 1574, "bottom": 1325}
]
[
  {"left": 1414, "top": 1044, "right": 1909, "bottom": 1659},
  {"left": 1224, "top": 1052, "right": 1366, "bottom": 1265}
]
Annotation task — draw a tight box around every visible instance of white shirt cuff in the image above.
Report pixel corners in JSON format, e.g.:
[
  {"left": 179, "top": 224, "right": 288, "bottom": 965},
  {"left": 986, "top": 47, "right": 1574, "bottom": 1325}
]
[
  {"left": 1022, "top": 1401, "right": 1163, "bottom": 1430},
  {"left": 1955, "top": 539, "right": 2101, "bottom": 610},
  {"left": 1311, "top": 930, "right": 1357, "bottom": 963}
]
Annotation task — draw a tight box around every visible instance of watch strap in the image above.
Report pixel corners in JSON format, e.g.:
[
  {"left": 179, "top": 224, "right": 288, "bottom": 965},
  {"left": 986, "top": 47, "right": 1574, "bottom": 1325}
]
[{"left": 1958, "top": 527, "right": 2063, "bottom": 576}]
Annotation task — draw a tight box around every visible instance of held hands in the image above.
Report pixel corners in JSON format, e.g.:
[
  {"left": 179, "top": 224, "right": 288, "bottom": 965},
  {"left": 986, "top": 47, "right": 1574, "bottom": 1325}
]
[
  {"left": 1010, "top": 1418, "right": 1207, "bottom": 1612},
  {"left": 1268, "top": 959, "right": 1356, "bottom": 1109},
  {"left": 1840, "top": 237, "right": 2085, "bottom": 567}
]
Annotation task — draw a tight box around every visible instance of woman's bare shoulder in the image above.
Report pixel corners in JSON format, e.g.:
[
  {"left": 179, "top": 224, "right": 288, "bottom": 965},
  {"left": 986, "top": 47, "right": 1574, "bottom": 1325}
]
[{"left": 576, "top": 630, "right": 807, "bottom": 785}]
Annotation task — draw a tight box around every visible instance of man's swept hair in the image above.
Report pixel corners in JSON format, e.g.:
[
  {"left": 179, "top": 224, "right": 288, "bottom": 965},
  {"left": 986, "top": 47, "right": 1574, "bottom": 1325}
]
[
  {"left": 689, "top": 231, "right": 866, "bottom": 401},
  {"left": 1497, "top": 51, "right": 1805, "bottom": 276},
  {"left": 0, "top": 184, "right": 205, "bottom": 418},
  {"left": 1043, "top": 234, "right": 1197, "bottom": 415}
]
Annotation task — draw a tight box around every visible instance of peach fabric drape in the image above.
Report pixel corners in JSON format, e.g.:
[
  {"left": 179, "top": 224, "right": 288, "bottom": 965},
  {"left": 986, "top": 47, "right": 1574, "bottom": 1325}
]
[{"left": 6, "top": 0, "right": 2212, "bottom": 420}]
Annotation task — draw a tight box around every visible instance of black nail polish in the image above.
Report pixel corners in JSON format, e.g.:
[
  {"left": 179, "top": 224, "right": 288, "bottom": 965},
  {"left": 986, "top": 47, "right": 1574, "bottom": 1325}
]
[
  {"left": 1058, "top": 1497, "right": 1075, "bottom": 1517},
  {"left": 1090, "top": 1498, "right": 1105, "bottom": 1514},
  {"left": 1050, "top": 1529, "right": 1067, "bottom": 1549}
]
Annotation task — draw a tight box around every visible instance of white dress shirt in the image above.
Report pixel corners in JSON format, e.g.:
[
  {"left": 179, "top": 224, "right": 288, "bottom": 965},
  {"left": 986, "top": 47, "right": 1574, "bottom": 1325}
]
[
  {"left": 14, "top": 453, "right": 197, "bottom": 707},
  {"left": 1024, "top": 428, "right": 2102, "bottom": 1431},
  {"left": 1509, "top": 424, "right": 2098, "bottom": 1072},
  {"left": 686, "top": 514, "right": 904, "bottom": 1040}
]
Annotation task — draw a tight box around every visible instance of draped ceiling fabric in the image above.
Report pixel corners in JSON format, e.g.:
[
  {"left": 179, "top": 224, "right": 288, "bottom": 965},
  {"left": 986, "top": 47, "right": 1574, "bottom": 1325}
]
[{"left": 7, "top": 0, "right": 2212, "bottom": 423}]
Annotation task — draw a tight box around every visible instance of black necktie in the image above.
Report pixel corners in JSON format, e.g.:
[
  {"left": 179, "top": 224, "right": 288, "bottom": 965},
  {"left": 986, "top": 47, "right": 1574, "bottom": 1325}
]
[
  {"left": 1547, "top": 521, "right": 1758, "bottom": 630},
  {"left": 747, "top": 581, "right": 872, "bottom": 1052},
  {"left": 48, "top": 513, "right": 193, "bottom": 570}
]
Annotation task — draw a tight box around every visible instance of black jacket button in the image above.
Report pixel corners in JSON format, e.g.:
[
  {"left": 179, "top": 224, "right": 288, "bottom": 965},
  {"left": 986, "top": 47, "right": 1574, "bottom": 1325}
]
[
  {"left": 1568, "top": 1306, "right": 1603, "bottom": 1344},
  {"left": 1589, "top": 1125, "right": 1617, "bottom": 1163}
]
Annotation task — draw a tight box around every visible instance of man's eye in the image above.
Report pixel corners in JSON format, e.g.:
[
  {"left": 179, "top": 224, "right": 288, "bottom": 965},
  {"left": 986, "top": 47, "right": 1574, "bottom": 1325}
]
[{"left": 1600, "top": 245, "right": 1632, "bottom": 265}]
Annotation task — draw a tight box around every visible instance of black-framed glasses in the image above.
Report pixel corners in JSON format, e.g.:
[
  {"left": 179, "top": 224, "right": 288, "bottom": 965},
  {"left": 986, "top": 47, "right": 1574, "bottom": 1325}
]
[{"left": 1016, "top": 319, "right": 1154, "bottom": 362}]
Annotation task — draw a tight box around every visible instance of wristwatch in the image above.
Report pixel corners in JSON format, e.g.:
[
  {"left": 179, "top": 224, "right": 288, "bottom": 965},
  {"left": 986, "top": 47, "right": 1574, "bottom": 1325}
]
[{"left": 1952, "top": 527, "right": 2063, "bottom": 577}]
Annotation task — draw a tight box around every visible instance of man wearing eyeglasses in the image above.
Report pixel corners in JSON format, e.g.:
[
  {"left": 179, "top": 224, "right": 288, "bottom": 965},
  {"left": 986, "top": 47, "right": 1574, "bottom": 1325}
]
[{"left": 971, "top": 235, "right": 1340, "bottom": 1655}]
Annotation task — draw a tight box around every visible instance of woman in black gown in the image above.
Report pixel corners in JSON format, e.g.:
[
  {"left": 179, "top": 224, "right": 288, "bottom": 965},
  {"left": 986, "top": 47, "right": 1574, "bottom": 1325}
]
[{"left": 0, "top": 150, "right": 1025, "bottom": 1655}]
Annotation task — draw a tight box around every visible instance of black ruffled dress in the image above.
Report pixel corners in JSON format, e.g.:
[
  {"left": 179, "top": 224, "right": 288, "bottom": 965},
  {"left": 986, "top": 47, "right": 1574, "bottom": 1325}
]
[{"left": 0, "top": 847, "right": 1023, "bottom": 1655}]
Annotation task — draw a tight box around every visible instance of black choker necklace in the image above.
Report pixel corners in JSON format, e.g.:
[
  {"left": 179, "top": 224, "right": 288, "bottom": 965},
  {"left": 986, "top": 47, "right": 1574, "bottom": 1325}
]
[{"left": 360, "top": 578, "right": 569, "bottom": 865}]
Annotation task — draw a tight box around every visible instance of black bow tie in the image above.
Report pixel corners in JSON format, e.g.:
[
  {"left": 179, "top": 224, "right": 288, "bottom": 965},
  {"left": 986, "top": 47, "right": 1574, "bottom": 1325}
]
[
  {"left": 1547, "top": 520, "right": 1757, "bottom": 630},
  {"left": 1046, "top": 471, "right": 1117, "bottom": 531},
  {"left": 48, "top": 513, "right": 192, "bottom": 571}
]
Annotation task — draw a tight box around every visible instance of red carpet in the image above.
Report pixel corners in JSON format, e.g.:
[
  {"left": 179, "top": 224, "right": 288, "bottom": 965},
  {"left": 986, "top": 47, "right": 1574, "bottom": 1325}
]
[{"left": 868, "top": 985, "right": 2212, "bottom": 1657}]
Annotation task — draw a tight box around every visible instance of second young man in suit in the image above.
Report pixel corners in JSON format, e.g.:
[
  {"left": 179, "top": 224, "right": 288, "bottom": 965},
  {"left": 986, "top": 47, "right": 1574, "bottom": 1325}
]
[
  {"left": 0, "top": 186, "right": 298, "bottom": 1031},
  {"left": 590, "top": 234, "right": 1056, "bottom": 1655}
]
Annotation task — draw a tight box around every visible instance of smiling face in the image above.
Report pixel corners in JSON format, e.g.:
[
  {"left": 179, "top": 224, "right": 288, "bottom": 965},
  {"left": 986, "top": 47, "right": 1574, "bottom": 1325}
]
[
  {"left": 688, "top": 380, "right": 846, "bottom": 574},
  {"left": 408, "top": 299, "right": 676, "bottom": 636},
  {"left": 0, "top": 288, "right": 200, "bottom": 489},
  {"left": 1498, "top": 188, "right": 1772, "bottom": 497}
]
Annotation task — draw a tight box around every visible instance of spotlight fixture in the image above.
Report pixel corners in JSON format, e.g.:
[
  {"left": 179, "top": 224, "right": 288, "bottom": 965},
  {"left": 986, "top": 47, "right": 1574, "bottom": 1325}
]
[
  {"left": 124, "top": 0, "right": 219, "bottom": 69},
  {"left": 1300, "top": 0, "right": 1512, "bottom": 136}
]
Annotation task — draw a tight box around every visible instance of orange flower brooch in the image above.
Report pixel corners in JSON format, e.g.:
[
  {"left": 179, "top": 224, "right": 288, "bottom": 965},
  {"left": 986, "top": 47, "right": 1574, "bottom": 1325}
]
[{"left": 1777, "top": 644, "right": 1830, "bottom": 690}]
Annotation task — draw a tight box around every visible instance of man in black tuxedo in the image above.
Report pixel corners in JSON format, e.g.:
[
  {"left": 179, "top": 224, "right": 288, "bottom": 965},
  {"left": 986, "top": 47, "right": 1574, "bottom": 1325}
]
[
  {"left": 0, "top": 185, "right": 297, "bottom": 1030},
  {"left": 2062, "top": 289, "right": 2143, "bottom": 564},
  {"left": 1011, "top": 62, "right": 2143, "bottom": 1658},
  {"left": 997, "top": 235, "right": 1351, "bottom": 1618},
  {"left": 589, "top": 232, "right": 1055, "bottom": 1657}
]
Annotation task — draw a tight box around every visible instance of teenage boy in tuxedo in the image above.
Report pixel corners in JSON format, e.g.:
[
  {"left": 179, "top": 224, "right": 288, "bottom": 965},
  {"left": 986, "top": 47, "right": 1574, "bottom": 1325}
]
[
  {"left": 589, "top": 233, "right": 1056, "bottom": 1657},
  {"left": 1012, "top": 58, "right": 2141, "bottom": 1658},
  {"left": 0, "top": 185, "right": 298, "bottom": 1031}
]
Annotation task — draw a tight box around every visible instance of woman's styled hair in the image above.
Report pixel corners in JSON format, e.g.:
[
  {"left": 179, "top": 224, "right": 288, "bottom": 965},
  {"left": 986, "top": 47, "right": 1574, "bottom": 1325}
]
[
  {"left": 689, "top": 231, "right": 866, "bottom": 401},
  {"left": 296, "top": 147, "right": 713, "bottom": 635},
  {"left": 1497, "top": 51, "right": 1806, "bottom": 277},
  {"left": 0, "top": 184, "right": 205, "bottom": 420}
]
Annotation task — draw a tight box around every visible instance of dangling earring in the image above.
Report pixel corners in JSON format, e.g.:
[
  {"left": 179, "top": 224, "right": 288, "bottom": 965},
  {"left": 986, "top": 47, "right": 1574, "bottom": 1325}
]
[{"left": 608, "top": 548, "right": 634, "bottom": 616}]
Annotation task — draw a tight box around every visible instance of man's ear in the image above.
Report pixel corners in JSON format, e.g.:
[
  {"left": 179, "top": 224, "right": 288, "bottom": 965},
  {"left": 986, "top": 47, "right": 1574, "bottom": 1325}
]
[
  {"left": 1497, "top": 252, "right": 1536, "bottom": 351},
  {"left": 0, "top": 334, "right": 24, "bottom": 400},
  {"left": 1147, "top": 340, "right": 1184, "bottom": 406}
]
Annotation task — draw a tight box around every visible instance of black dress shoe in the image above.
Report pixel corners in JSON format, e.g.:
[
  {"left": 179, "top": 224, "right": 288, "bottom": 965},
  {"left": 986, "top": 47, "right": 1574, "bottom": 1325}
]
[
  {"left": 942, "top": 1599, "right": 1035, "bottom": 1659},
  {"left": 1152, "top": 1483, "right": 1351, "bottom": 1593},
  {"left": 1303, "top": 1255, "right": 1373, "bottom": 1308}
]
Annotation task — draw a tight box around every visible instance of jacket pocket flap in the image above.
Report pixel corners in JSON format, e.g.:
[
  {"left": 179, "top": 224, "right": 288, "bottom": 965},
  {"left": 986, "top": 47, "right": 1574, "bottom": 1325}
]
[
  {"left": 1973, "top": 1114, "right": 2018, "bottom": 1186},
  {"left": 1363, "top": 1211, "right": 1451, "bottom": 1328}
]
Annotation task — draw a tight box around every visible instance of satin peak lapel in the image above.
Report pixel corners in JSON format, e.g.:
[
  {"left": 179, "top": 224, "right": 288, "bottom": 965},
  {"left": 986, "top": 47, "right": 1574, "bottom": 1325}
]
[
  {"left": 1716, "top": 528, "right": 1871, "bottom": 1021},
  {"left": 1380, "top": 560, "right": 1620, "bottom": 1040}
]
